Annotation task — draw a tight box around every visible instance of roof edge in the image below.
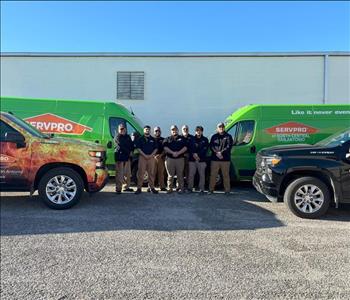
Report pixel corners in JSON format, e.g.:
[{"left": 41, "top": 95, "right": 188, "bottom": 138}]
[{"left": 1, "top": 51, "right": 349, "bottom": 57}]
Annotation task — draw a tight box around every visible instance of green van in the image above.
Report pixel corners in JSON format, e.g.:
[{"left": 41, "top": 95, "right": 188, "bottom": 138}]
[
  {"left": 224, "top": 104, "right": 350, "bottom": 182},
  {"left": 0, "top": 96, "right": 144, "bottom": 175}
]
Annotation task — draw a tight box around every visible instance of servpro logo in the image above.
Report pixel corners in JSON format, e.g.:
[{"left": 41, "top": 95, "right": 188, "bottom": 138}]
[
  {"left": 266, "top": 122, "right": 319, "bottom": 143},
  {"left": 266, "top": 122, "right": 318, "bottom": 134},
  {"left": 0, "top": 154, "right": 16, "bottom": 163},
  {"left": 25, "top": 113, "right": 92, "bottom": 135}
]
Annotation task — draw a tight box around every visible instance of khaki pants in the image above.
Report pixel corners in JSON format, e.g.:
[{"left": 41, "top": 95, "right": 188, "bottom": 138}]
[
  {"left": 115, "top": 160, "right": 131, "bottom": 192},
  {"left": 188, "top": 161, "right": 207, "bottom": 191},
  {"left": 137, "top": 156, "right": 155, "bottom": 189},
  {"left": 165, "top": 157, "right": 185, "bottom": 191},
  {"left": 154, "top": 155, "right": 166, "bottom": 189},
  {"left": 209, "top": 161, "right": 231, "bottom": 192}
]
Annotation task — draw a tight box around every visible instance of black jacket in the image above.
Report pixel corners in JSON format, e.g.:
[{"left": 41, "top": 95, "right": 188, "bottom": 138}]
[
  {"left": 189, "top": 135, "right": 209, "bottom": 162},
  {"left": 114, "top": 134, "right": 134, "bottom": 162},
  {"left": 210, "top": 132, "right": 233, "bottom": 161}
]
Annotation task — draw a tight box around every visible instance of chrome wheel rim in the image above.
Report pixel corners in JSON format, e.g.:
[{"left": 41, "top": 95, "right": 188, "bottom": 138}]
[
  {"left": 294, "top": 184, "right": 324, "bottom": 214},
  {"left": 46, "top": 175, "right": 77, "bottom": 204}
]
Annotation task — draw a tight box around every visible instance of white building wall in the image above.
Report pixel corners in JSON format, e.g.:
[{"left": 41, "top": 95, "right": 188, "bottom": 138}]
[{"left": 1, "top": 54, "right": 349, "bottom": 132}]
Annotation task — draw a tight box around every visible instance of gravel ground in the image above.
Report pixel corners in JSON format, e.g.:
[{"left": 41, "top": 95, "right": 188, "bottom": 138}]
[{"left": 1, "top": 181, "right": 349, "bottom": 300}]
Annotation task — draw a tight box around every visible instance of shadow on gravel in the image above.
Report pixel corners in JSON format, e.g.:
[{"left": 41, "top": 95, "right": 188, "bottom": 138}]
[{"left": 0, "top": 186, "right": 288, "bottom": 235}]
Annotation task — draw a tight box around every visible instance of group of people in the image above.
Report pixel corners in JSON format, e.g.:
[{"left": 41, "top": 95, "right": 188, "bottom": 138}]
[{"left": 114, "top": 122, "right": 233, "bottom": 195}]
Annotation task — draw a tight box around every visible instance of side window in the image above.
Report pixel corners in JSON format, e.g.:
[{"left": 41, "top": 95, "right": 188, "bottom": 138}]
[
  {"left": 236, "top": 121, "right": 255, "bottom": 146},
  {"left": 0, "top": 120, "right": 20, "bottom": 140},
  {"left": 227, "top": 124, "right": 238, "bottom": 144},
  {"left": 109, "top": 117, "right": 140, "bottom": 140}
]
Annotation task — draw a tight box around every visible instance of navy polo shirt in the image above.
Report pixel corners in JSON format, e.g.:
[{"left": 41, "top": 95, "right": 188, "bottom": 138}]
[
  {"left": 163, "top": 135, "right": 187, "bottom": 158},
  {"left": 135, "top": 135, "right": 157, "bottom": 155}
]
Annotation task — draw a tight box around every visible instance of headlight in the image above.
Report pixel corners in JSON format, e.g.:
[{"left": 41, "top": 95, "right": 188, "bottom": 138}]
[
  {"left": 89, "top": 151, "right": 103, "bottom": 158},
  {"left": 261, "top": 155, "right": 281, "bottom": 167}
]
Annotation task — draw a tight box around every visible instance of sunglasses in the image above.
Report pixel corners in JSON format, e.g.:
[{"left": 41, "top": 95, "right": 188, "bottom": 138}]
[
  {"left": 119, "top": 128, "right": 126, "bottom": 130},
  {"left": 155, "top": 130, "right": 160, "bottom": 132}
]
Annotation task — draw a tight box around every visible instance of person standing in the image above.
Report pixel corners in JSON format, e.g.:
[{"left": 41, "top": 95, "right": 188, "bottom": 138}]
[
  {"left": 114, "top": 124, "right": 134, "bottom": 194},
  {"left": 208, "top": 122, "right": 233, "bottom": 195},
  {"left": 163, "top": 125, "right": 187, "bottom": 194},
  {"left": 187, "top": 126, "right": 209, "bottom": 194},
  {"left": 153, "top": 126, "right": 167, "bottom": 191},
  {"left": 181, "top": 125, "right": 194, "bottom": 188},
  {"left": 135, "top": 126, "right": 158, "bottom": 194}
]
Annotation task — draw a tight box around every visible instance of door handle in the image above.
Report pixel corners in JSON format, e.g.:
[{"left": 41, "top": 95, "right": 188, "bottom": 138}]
[{"left": 250, "top": 145, "right": 256, "bottom": 154}]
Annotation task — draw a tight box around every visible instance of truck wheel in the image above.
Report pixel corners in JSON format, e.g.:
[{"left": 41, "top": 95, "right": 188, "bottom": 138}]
[
  {"left": 284, "top": 177, "right": 330, "bottom": 219},
  {"left": 38, "top": 167, "right": 84, "bottom": 209}
]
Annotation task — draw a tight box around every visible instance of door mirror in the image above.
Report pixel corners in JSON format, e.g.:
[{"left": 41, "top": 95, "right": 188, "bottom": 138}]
[{"left": 4, "top": 132, "right": 26, "bottom": 148}]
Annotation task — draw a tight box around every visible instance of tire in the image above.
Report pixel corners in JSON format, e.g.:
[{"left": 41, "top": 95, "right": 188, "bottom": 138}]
[
  {"left": 284, "top": 176, "right": 330, "bottom": 219},
  {"left": 38, "top": 167, "right": 84, "bottom": 209}
]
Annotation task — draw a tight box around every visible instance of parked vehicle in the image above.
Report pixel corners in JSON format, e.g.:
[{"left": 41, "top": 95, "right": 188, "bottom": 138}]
[
  {"left": 253, "top": 129, "right": 350, "bottom": 218},
  {"left": 224, "top": 104, "right": 350, "bottom": 181},
  {"left": 0, "top": 112, "right": 109, "bottom": 209},
  {"left": 0, "top": 96, "right": 144, "bottom": 176}
]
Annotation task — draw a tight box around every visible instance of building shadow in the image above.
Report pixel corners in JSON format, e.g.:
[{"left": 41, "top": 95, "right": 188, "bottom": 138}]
[{"left": 1, "top": 188, "right": 284, "bottom": 236}]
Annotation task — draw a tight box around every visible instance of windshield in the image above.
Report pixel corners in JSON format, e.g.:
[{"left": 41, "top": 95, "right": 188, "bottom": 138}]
[
  {"left": 316, "top": 129, "right": 350, "bottom": 147},
  {"left": 4, "top": 113, "right": 50, "bottom": 139}
]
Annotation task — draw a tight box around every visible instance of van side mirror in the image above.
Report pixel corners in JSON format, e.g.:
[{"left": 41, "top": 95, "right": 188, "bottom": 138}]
[
  {"left": 5, "top": 132, "right": 26, "bottom": 148},
  {"left": 107, "top": 141, "right": 113, "bottom": 149}
]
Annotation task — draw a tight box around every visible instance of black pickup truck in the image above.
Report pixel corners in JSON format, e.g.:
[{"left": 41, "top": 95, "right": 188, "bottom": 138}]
[{"left": 253, "top": 129, "right": 350, "bottom": 218}]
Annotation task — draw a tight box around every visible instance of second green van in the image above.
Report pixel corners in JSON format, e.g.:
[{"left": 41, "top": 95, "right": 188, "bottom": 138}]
[
  {"left": 224, "top": 104, "right": 350, "bottom": 182},
  {"left": 0, "top": 96, "right": 144, "bottom": 176}
]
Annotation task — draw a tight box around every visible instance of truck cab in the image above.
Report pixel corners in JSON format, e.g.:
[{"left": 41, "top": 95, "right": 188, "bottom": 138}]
[
  {"left": 0, "top": 112, "right": 109, "bottom": 209},
  {"left": 253, "top": 129, "right": 350, "bottom": 218}
]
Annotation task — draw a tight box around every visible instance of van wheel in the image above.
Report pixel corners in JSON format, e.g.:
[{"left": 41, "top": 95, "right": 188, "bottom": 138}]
[
  {"left": 38, "top": 167, "right": 84, "bottom": 209},
  {"left": 284, "top": 177, "right": 330, "bottom": 219}
]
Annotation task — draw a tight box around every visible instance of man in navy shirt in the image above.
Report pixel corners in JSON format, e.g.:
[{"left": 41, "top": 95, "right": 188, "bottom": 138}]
[
  {"left": 114, "top": 124, "right": 134, "bottom": 194},
  {"left": 135, "top": 125, "right": 158, "bottom": 194},
  {"left": 163, "top": 125, "right": 188, "bottom": 193},
  {"left": 187, "top": 126, "right": 209, "bottom": 194},
  {"left": 181, "top": 125, "right": 194, "bottom": 188},
  {"left": 153, "top": 126, "right": 166, "bottom": 191},
  {"left": 209, "top": 122, "right": 233, "bottom": 194}
]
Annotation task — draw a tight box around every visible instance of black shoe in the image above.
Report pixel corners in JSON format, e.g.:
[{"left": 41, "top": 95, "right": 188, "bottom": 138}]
[
  {"left": 123, "top": 187, "right": 134, "bottom": 192},
  {"left": 160, "top": 188, "right": 167, "bottom": 192},
  {"left": 135, "top": 189, "right": 142, "bottom": 194},
  {"left": 207, "top": 191, "right": 214, "bottom": 195},
  {"left": 199, "top": 190, "right": 206, "bottom": 195},
  {"left": 225, "top": 192, "right": 231, "bottom": 196},
  {"left": 166, "top": 189, "right": 173, "bottom": 194},
  {"left": 115, "top": 190, "right": 121, "bottom": 195},
  {"left": 151, "top": 188, "right": 159, "bottom": 194},
  {"left": 147, "top": 188, "right": 151, "bottom": 193},
  {"left": 185, "top": 189, "right": 193, "bottom": 193}
]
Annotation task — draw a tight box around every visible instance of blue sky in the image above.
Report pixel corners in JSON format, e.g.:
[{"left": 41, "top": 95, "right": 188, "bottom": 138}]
[{"left": 1, "top": 1, "right": 349, "bottom": 52}]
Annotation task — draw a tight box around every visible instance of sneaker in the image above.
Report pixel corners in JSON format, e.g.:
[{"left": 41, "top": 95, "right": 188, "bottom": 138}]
[
  {"left": 199, "top": 190, "right": 206, "bottom": 195},
  {"left": 177, "top": 189, "right": 184, "bottom": 194},
  {"left": 134, "top": 189, "right": 142, "bottom": 194},
  {"left": 160, "top": 188, "right": 167, "bottom": 192},
  {"left": 207, "top": 191, "right": 214, "bottom": 195},
  {"left": 166, "top": 189, "right": 173, "bottom": 194},
  {"left": 185, "top": 188, "right": 193, "bottom": 193},
  {"left": 151, "top": 188, "right": 159, "bottom": 194},
  {"left": 123, "top": 187, "right": 134, "bottom": 192},
  {"left": 115, "top": 190, "right": 121, "bottom": 195},
  {"left": 147, "top": 188, "right": 151, "bottom": 193}
]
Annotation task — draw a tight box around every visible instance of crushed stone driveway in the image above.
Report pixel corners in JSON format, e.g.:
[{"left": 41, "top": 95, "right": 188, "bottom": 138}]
[{"left": 1, "top": 182, "right": 350, "bottom": 299}]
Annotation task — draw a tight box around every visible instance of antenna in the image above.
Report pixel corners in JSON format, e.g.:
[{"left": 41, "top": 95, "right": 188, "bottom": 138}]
[{"left": 130, "top": 106, "right": 135, "bottom": 115}]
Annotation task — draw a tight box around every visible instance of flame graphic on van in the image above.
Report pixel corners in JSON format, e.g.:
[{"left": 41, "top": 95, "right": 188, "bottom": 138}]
[
  {"left": 266, "top": 122, "right": 319, "bottom": 135},
  {"left": 25, "top": 113, "right": 92, "bottom": 135}
]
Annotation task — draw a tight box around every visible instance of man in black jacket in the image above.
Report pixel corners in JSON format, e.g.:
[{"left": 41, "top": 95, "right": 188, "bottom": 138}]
[
  {"left": 114, "top": 124, "right": 134, "bottom": 194},
  {"left": 153, "top": 126, "right": 166, "bottom": 191},
  {"left": 187, "top": 126, "right": 209, "bottom": 194},
  {"left": 208, "top": 122, "right": 233, "bottom": 194}
]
